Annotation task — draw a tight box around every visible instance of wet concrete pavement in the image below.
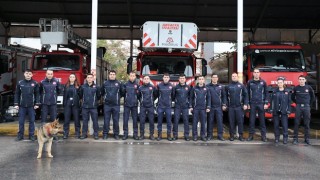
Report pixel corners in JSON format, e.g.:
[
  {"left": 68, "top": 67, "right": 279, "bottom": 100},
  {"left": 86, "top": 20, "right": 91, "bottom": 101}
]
[{"left": 0, "top": 136, "right": 320, "bottom": 180}]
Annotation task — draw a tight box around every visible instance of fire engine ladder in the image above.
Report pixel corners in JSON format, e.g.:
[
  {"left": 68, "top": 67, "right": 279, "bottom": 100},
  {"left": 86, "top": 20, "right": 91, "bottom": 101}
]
[{"left": 39, "top": 18, "right": 91, "bottom": 53}]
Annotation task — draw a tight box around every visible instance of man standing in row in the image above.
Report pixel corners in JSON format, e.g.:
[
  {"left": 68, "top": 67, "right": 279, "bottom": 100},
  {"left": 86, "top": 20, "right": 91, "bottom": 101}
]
[
  {"left": 156, "top": 73, "right": 174, "bottom": 141},
  {"left": 292, "top": 75, "right": 315, "bottom": 145},
  {"left": 247, "top": 68, "right": 267, "bottom": 142},
  {"left": 14, "top": 69, "right": 40, "bottom": 141},
  {"left": 39, "top": 69, "right": 61, "bottom": 125},
  {"left": 206, "top": 74, "right": 226, "bottom": 141},
  {"left": 190, "top": 75, "right": 210, "bottom": 141},
  {"left": 122, "top": 71, "right": 140, "bottom": 140},
  {"left": 225, "top": 73, "right": 248, "bottom": 141},
  {"left": 80, "top": 73, "right": 100, "bottom": 140},
  {"left": 101, "top": 70, "right": 122, "bottom": 140},
  {"left": 173, "top": 74, "right": 191, "bottom": 141},
  {"left": 138, "top": 75, "right": 157, "bottom": 140}
]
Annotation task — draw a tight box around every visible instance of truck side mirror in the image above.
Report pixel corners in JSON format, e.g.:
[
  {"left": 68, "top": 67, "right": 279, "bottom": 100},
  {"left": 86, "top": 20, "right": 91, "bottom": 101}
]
[
  {"left": 127, "top": 57, "right": 133, "bottom": 74},
  {"left": 201, "top": 59, "right": 207, "bottom": 76}
]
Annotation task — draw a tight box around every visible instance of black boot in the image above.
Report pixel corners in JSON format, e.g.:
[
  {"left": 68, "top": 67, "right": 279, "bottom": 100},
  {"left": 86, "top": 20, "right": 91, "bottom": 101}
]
[
  {"left": 247, "top": 135, "right": 254, "bottom": 141},
  {"left": 140, "top": 133, "right": 145, "bottom": 140},
  {"left": 283, "top": 137, "right": 288, "bottom": 144},
  {"left": 122, "top": 135, "right": 128, "bottom": 140},
  {"left": 133, "top": 135, "right": 139, "bottom": 140},
  {"left": 167, "top": 134, "right": 172, "bottom": 141},
  {"left": 157, "top": 134, "right": 162, "bottom": 141},
  {"left": 150, "top": 134, "right": 155, "bottom": 140},
  {"left": 305, "top": 139, "right": 311, "bottom": 145},
  {"left": 229, "top": 135, "right": 235, "bottom": 141}
]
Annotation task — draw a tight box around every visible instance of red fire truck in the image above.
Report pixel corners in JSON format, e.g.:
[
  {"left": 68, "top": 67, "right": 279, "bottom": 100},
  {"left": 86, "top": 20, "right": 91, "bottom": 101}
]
[
  {"left": 30, "top": 19, "right": 109, "bottom": 115},
  {"left": 225, "top": 43, "right": 307, "bottom": 119},
  {"left": 127, "top": 21, "right": 207, "bottom": 86}
]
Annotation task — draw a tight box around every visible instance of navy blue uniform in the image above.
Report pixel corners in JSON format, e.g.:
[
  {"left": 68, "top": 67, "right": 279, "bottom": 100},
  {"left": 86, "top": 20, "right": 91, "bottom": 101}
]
[
  {"left": 79, "top": 83, "right": 101, "bottom": 137},
  {"left": 156, "top": 82, "right": 174, "bottom": 137},
  {"left": 270, "top": 88, "right": 291, "bottom": 142},
  {"left": 292, "top": 85, "right": 315, "bottom": 142},
  {"left": 63, "top": 84, "right": 81, "bottom": 138},
  {"left": 101, "top": 80, "right": 122, "bottom": 137},
  {"left": 138, "top": 83, "right": 157, "bottom": 137},
  {"left": 225, "top": 81, "right": 248, "bottom": 138},
  {"left": 122, "top": 80, "right": 139, "bottom": 137},
  {"left": 206, "top": 83, "right": 226, "bottom": 139},
  {"left": 190, "top": 85, "right": 211, "bottom": 139},
  {"left": 172, "top": 83, "right": 191, "bottom": 138},
  {"left": 14, "top": 79, "right": 40, "bottom": 139},
  {"left": 39, "top": 78, "right": 61, "bottom": 123},
  {"left": 247, "top": 78, "right": 267, "bottom": 138}
]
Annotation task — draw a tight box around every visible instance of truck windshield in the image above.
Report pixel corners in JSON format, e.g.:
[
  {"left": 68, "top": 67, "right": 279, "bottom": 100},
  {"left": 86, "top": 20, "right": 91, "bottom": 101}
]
[
  {"left": 141, "top": 56, "right": 194, "bottom": 78},
  {"left": 251, "top": 49, "right": 306, "bottom": 72},
  {"left": 33, "top": 54, "right": 80, "bottom": 70}
]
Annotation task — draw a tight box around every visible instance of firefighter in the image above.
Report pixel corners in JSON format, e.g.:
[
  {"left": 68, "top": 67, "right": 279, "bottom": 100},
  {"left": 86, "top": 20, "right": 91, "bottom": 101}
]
[
  {"left": 206, "top": 74, "right": 227, "bottom": 141},
  {"left": 138, "top": 75, "right": 157, "bottom": 140},
  {"left": 39, "top": 69, "right": 61, "bottom": 124},
  {"left": 270, "top": 77, "right": 291, "bottom": 144},
  {"left": 247, "top": 68, "right": 268, "bottom": 142},
  {"left": 122, "top": 71, "right": 139, "bottom": 140},
  {"left": 63, "top": 73, "right": 81, "bottom": 139},
  {"left": 292, "top": 75, "right": 315, "bottom": 145},
  {"left": 190, "top": 75, "right": 211, "bottom": 141},
  {"left": 156, "top": 73, "right": 174, "bottom": 141},
  {"left": 14, "top": 69, "right": 40, "bottom": 141},
  {"left": 172, "top": 74, "right": 192, "bottom": 141},
  {"left": 101, "top": 70, "right": 122, "bottom": 140},
  {"left": 225, "top": 73, "right": 248, "bottom": 141},
  {"left": 79, "top": 73, "right": 101, "bottom": 140}
]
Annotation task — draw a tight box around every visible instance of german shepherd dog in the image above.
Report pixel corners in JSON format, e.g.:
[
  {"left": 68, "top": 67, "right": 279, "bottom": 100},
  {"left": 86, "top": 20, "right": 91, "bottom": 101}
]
[{"left": 37, "top": 119, "right": 61, "bottom": 159}]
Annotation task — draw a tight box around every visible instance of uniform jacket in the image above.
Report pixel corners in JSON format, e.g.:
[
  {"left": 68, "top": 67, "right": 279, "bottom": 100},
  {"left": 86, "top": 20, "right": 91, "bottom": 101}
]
[
  {"left": 14, "top": 79, "right": 40, "bottom": 107},
  {"left": 122, "top": 80, "right": 139, "bottom": 107},
  {"left": 63, "top": 84, "right": 80, "bottom": 107},
  {"left": 247, "top": 78, "right": 268, "bottom": 104},
  {"left": 270, "top": 88, "right": 291, "bottom": 115},
  {"left": 138, "top": 83, "right": 157, "bottom": 108},
  {"left": 172, "top": 83, "right": 191, "bottom": 109},
  {"left": 39, "top": 77, "right": 61, "bottom": 105},
  {"left": 206, "top": 83, "right": 226, "bottom": 108},
  {"left": 157, "top": 82, "right": 174, "bottom": 108},
  {"left": 225, "top": 81, "right": 249, "bottom": 108},
  {"left": 190, "top": 84, "right": 211, "bottom": 110},
  {"left": 79, "top": 83, "right": 101, "bottom": 108},
  {"left": 101, "top": 79, "right": 122, "bottom": 106},
  {"left": 291, "top": 85, "right": 315, "bottom": 106}
]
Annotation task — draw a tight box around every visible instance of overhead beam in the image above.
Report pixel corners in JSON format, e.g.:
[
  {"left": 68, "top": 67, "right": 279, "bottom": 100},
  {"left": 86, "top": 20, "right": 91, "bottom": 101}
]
[{"left": 8, "top": 26, "right": 320, "bottom": 43}]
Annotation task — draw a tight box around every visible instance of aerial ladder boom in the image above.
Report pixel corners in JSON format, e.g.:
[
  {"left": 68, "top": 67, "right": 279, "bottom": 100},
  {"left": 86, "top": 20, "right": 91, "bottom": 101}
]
[{"left": 39, "top": 18, "right": 91, "bottom": 53}]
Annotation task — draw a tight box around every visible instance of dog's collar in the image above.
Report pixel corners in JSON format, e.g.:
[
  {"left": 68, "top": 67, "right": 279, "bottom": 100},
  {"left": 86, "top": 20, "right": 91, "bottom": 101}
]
[{"left": 42, "top": 126, "right": 52, "bottom": 138}]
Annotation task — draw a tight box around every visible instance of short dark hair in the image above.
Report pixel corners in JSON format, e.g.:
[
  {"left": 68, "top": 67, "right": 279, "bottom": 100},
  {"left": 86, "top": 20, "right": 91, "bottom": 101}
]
[
  {"left": 163, "top": 73, "right": 170, "bottom": 77},
  {"left": 143, "top": 74, "right": 150, "bottom": 78},
  {"left": 211, "top": 74, "right": 218, "bottom": 77},
  {"left": 109, "top": 70, "right": 116, "bottom": 74},
  {"left": 232, "top": 72, "right": 238, "bottom": 76},
  {"left": 298, "top": 75, "right": 306, "bottom": 79},
  {"left": 197, "top": 75, "right": 204, "bottom": 79},
  {"left": 129, "top": 71, "right": 136, "bottom": 75},
  {"left": 179, "top": 73, "right": 186, "bottom": 78},
  {"left": 277, "top": 77, "right": 285, "bottom": 81},
  {"left": 24, "top": 69, "right": 33, "bottom": 73},
  {"left": 86, "top": 73, "right": 94, "bottom": 77}
]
